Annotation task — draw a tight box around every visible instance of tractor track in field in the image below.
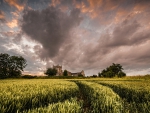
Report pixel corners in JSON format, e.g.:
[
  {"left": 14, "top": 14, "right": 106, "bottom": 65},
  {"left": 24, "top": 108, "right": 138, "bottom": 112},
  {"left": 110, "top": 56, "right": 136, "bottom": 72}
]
[{"left": 75, "top": 81, "right": 91, "bottom": 113}]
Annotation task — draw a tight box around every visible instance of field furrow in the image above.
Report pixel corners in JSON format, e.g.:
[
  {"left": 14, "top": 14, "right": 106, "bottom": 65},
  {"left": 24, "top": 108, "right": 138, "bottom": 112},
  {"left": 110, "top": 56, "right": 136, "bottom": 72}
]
[
  {"left": 75, "top": 81, "right": 123, "bottom": 113},
  {"left": 23, "top": 97, "right": 83, "bottom": 113},
  {"left": 1, "top": 79, "right": 150, "bottom": 113},
  {"left": 95, "top": 81, "right": 150, "bottom": 113}
]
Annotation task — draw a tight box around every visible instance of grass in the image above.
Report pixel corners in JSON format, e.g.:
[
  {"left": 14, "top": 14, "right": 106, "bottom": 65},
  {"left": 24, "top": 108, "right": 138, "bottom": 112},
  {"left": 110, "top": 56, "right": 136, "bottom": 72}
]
[{"left": 0, "top": 76, "right": 150, "bottom": 113}]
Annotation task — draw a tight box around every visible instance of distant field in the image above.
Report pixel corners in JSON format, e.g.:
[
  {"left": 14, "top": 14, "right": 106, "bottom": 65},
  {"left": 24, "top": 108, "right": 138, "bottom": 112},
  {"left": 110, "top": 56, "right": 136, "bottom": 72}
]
[{"left": 0, "top": 77, "right": 150, "bottom": 113}]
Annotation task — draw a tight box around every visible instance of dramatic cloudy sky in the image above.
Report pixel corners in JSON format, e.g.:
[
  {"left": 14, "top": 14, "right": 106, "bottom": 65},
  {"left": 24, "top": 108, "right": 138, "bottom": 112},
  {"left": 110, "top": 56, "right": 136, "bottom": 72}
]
[{"left": 0, "top": 0, "right": 150, "bottom": 76}]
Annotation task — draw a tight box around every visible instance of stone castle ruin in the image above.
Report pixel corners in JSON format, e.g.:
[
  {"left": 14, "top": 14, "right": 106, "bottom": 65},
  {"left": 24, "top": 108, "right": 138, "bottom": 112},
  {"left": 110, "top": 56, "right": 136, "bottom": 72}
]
[
  {"left": 53, "top": 65, "right": 63, "bottom": 76},
  {"left": 53, "top": 65, "right": 85, "bottom": 77}
]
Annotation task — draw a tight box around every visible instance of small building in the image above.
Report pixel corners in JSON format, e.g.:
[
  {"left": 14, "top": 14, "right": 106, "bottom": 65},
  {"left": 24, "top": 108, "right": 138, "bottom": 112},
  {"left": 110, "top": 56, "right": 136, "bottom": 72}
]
[
  {"left": 67, "top": 70, "right": 85, "bottom": 77},
  {"left": 52, "top": 65, "right": 85, "bottom": 77},
  {"left": 53, "top": 65, "right": 63, "bottom": 76},
  {"left": 67, "top": 71, "right": 72, "bottom": 76},
  {"left": 71, "top": 70, "right": 85, "bottom": 77}
]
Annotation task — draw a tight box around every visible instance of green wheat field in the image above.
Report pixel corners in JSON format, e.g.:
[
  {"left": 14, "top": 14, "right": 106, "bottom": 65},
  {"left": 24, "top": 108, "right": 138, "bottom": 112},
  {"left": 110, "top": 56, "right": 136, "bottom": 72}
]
[{"left": 0, "top": 76, "right": 150, "bottom": 113}]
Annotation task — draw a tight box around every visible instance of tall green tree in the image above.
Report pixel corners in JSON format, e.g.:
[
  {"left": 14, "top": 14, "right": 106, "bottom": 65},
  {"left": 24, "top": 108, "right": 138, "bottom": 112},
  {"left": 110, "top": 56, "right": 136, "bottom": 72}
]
[
  {"left": 98, "top": 72, "right": 102, "bottom": 77},
  {"left": 63, "top": 70, "right": 68, "bottom": 76},
  {"left": 9, "top": 56, "right": 27, "bottom": 77},
  {"left": 99, "top": 63, "right": 126, "bottom": 78},
  {"left": 0, "top": 53, "right": 10, "bottom": 78},
  {"left": 45, "top": 68, "right": 57, "bottom": 76},
  {"left": 0, "top": 53, "right": 27, "bottom": 78}
]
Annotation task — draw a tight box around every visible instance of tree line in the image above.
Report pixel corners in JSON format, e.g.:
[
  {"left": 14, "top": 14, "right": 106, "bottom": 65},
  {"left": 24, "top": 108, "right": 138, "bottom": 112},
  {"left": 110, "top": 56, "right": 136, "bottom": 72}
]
[
  {"left": 44, "top": 68, "right": 70, "bottom": 76},
  {"left": 44, "top": 68, "right": 68, "bottom": 76},
  {"left": 44, "top": 68, "right": 84, "bottom": 77},
  {"left": 0, "top": 53, "right": 126, "bottom": 78}
]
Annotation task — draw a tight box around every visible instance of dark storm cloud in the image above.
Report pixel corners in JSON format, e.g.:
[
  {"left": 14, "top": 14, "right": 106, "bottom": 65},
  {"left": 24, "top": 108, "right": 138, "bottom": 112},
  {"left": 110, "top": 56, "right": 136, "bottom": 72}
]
[
  {"left": 112, "top": 18, "right": 147, "bottom": 46},
  {"left": 109, "top": 41, "right": 150, "bottom": 71},
  {"left": 134, "top": 0, "right": 150, "bottom": 4},
  {"left": 100, "top": 18, "right": 150, "bottom": 47},
  {"left": 1, "top": 0, "right": 150, "bottom": 75},
  {"left": 21, "top": 7, "right": 82, "bottom": 59},
  {"left": 76, "top": 15, "right": 150, "bottom": 74}
]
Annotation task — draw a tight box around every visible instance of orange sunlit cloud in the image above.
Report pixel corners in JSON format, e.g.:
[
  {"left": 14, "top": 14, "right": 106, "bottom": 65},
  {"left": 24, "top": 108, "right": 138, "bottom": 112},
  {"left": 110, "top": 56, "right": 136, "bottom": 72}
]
[
  {"left": 6, "top": 19, "right": 18, "bottom": 28},
  {"left": 11, "top": 11, "right": 19, "bottom": 17},
  {"left": 59, "top": 6, "right": 68, "bottom": 12},
  {"left": 75, "top": 0, "right": 121, "bottom": 20},
  {"left": 5, "top": 0, "right": 24, "bottom": 11},
  {"left": 50, "top": 0, "right": 61, "bottom": 7},
  {"left": 114, "top": 9, "right": 129, "bottom": 23},
  {"left": 88, "top": 0, "right": 103, "bottom": 8},
  {"left": 0, "top": 10, "right": 5, "bottom": 20},
  {"left": 132, "top": 3, "right": 150, "bottom": 27},
  {"left": 133, "top": 2, "right": 150, "bottom": 12},
  {"left": 0, "top": 14, "right": 4, "bottom": 20},
  {"left": 75, "top": 1, "right": 98, "bottom": 19}
]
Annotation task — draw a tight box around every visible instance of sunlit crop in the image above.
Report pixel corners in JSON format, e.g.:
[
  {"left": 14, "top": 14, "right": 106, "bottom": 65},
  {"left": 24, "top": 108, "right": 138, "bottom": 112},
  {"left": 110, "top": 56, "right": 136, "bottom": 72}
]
[
  {"left": 0, "top": 80, "right": 79, "bottom": 113},
  {"left": 0, "top": 78, "right": 150, "bottom": 113}
]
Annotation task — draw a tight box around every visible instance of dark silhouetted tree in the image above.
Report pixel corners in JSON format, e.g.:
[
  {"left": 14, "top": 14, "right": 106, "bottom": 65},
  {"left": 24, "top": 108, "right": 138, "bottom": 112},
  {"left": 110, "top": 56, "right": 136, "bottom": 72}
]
[
  {"left": 118, "top": 71, "right": 126, "bottom": 77},
  {"left": 0, "top": 53, "right": 27, "bottom": 78},
  {"left": 63, "top": 70, "right": 68, "bottom": 76},
  {"left": 98, "top": 72, "right": 102, "bottom": 77},
  {"left": 0, "top": 53, "right": 10, "bottom": 78},
  {"left": 45, "top": 68, "right": 57, "bottom": 76},
  {"left": 92, "top": 75, "right": 97, "bottom": 77},
  {"left": 99, "top": 63, "right": 126, "bottom": 78}
]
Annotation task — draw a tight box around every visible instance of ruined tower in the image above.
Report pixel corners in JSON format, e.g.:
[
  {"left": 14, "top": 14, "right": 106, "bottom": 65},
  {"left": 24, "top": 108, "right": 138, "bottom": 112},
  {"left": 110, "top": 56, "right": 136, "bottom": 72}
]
[{"left": 53, "top": 65, "right": 63, "bottom": 76}]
